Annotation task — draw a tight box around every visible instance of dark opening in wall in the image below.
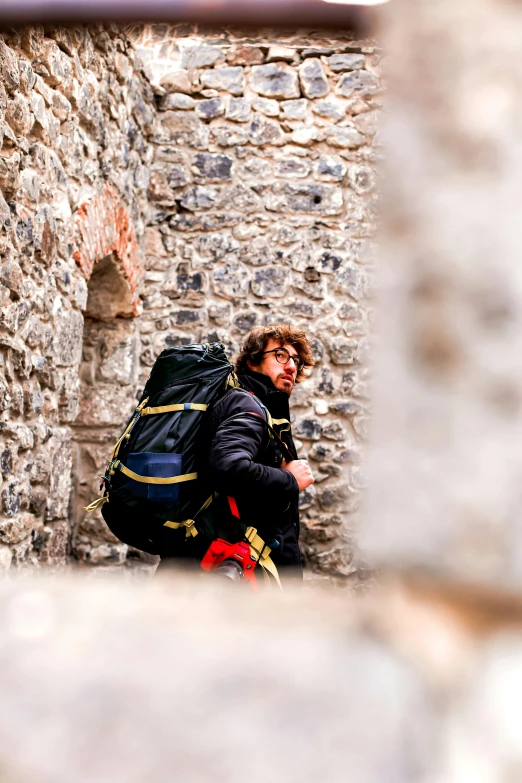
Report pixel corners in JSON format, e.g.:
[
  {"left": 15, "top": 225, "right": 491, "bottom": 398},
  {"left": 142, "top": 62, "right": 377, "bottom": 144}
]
[{"left": 70, "top": 254, "right": 141, "bottom": 567}]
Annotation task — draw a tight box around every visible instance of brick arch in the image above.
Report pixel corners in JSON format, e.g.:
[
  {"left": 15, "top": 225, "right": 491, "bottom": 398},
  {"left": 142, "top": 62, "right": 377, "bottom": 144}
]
[{"left": 72, "top": 185, "right": 143, "bottom": 316}]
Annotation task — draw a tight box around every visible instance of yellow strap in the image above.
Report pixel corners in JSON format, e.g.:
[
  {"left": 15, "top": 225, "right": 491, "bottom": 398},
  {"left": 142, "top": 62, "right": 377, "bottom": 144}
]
[
  {"left": 116, "top": 462, "right": 198, "bottom": 485},
  {"left": 227, "top": 372, "right": 240, "bottom": 389},
  {"left": 245, "top": 526, "right": 282, "bottom": 590},
  {"left": 111, "top": 417, "right": 136, "bottom": 460},
  {"left": 163, "top": 494, "right": 215, "bottom": 538},
  {"left": 141, "top": 403, "right": 208, "bottom": 416},
  {"left": 271, "top": 418, "right": 291, "bottom": 432},
  {"left": 110, "top": 397, "right": 150, "bottom": 460},
  {"left": 84, "top": 496, "right": 109, "bottom": 513},
  {"left": 136, "top": 397, "right": 150, "bottom": 412},
  {"left": 164, "top": 518, "right": 198, "bottom": 537},
  {"left": 265, "top": 412, "right": 291, "bottom": 435}
]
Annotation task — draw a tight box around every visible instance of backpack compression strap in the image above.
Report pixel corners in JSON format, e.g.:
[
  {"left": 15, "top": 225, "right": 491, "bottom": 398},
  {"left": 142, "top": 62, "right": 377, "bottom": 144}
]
[
  {"left": 111, "top": 460, "right": 198, "bottom": 486},
  {"left": 141, "top": 403, "right": 208, "bottom": 416},
  {"left": 163, "top": 494, "right": 215, "bottom": 538}
]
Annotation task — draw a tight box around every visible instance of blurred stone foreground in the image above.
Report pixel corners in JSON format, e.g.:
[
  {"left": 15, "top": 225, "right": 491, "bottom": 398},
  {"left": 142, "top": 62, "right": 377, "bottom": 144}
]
[
  {"left": 5, "top": 0, "right": 522, "bottom": 780},
  {"left": 1, "top": 572, "right": 522, "bottom": 783}
]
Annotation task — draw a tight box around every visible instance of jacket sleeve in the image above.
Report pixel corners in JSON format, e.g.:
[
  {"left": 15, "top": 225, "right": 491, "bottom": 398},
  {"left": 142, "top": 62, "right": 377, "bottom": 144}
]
[{"left": 206, "top": 397, "right": 299, "bottom": 507}]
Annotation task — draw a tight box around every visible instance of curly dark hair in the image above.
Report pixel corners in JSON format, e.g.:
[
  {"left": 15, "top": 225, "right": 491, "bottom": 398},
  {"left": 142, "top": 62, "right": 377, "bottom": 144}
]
[{"left": 235, "top": 325, "right": 314, "bottom": 383}]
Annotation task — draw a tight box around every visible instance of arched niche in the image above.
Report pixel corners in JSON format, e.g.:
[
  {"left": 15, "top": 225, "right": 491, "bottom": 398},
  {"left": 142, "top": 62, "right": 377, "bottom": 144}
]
[{"left": 70, "top": 189, "right": 145, "bottom": 568}]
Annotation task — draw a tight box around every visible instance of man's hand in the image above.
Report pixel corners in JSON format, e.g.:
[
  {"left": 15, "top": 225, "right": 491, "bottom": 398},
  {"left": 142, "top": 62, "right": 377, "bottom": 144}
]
[{"left": 281, "top": 459, "right": 315, "bottom": 491}]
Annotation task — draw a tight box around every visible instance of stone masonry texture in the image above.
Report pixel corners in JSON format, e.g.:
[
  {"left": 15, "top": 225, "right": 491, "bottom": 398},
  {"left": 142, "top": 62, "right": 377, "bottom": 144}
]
[
  {"left": 0, "top": 24, "right": 154, "bottom": 571},
  {"left": 0, "top": 22, "right": 380, "bottom": 579}
]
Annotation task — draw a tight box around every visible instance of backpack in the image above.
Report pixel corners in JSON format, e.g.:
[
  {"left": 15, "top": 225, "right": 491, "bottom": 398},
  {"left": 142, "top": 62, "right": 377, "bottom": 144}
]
[{"left": 84, "top": 342, "right": 240, "bottom": 555}]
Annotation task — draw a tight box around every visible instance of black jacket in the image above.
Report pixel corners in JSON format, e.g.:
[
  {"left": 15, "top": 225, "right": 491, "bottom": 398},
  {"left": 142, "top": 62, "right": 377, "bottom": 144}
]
[{"left": 201, "top": 370, "right": 302, "bottom": 576}]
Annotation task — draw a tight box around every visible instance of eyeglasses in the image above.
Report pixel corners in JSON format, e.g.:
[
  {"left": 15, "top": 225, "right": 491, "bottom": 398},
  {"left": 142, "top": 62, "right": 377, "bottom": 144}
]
[{"left": 262, "top": 348, "right": 304, "bottom": 371}]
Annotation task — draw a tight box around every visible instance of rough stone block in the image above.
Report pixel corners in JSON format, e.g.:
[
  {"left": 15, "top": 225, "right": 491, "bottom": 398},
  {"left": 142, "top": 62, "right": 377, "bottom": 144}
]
[
  {"left": 160, "top": 92, "right": 196, "bottom": 111},
  {"left": 266, "top": 46, "right": 296, "bottom": 63},
  {"left": 225, "top": 97, "right": 251, "bottom": 123},
  {"left": 238, "top": 236, "right": 278, "bottom": 267},
  {"left": 276, "top": 157, "right": 312, "bottom": 178},
  {"left": 328, "top": 53, "right": 366, "bottom": 72},
  {"left": 38, "top": 520, "right": 69, "bottom": 565},
  {"left": 252, "top": 97, "right": 280, "bottom": 117},
  {"left": 251, "top": 267, "right": 290, "bottom": 299},
  {"left": 226, "top": 45, "right": 264, "bottom": 66},
  {"left": 163, "top": 269, "right": 206, "bottom": 302},
  {"left": 218, "top": 184, "right": 262, "bottom": 214},
  {"left": 328, "top": 338, "right": 359, "bottom": 365},
  {"left": 75, "top": 382, "right": 135, "bottom": 428},
  {"left": 159, "top": 69, "right": 192, "bottom": 94},
  {"left": 46, "top": 432, "right": 72, "bottom": 521},
  {"left": 322, "top": 420, "right": 347, "bottom": 441},
  {"left": 167, "top": 164, "right": 191, "bottom": 189},
  {"left": 200, "top": 66, "right": 245, "bottom": 96},
  {"left": 93, "top": 321, "right": 139, "bottom": 386},
  {"left": 180, "top": 185, "right": 219, "bottom": 211},
  {"left": 294, "top": 417, "right": 323, "bottom": 440},
  {"left": 326, "top": 125, "right": 365, "bottom": 149},
  {"left": 193, "top": 152, "right": 233, "bottom": 180},
  {"left": 169, "top": 213, "right": 240, "bottom": 232},
  {"left": 336, "top": 70, "right": 380, "bottom": 98},
  {"left": 52, "top": 304, "right": 84, "bottom": 367},
  {"left": 298, "top": 59, "right": 329, "bottom": 99},
  {"left": 0, "top": 39, "right": 20, "bottom": 94},
  {"left": 180, "top": 45, "right": 225, "bottom": 69},
  {"left": 0, "top": 512, "right": 39, "bottom": 545},
  {"left": 315, "top": 155, "right": 347, "bottom": 182},
  {"left": 333, "top": 262, "right": 365, "bottom": 300},
  {"left": 317, "top": 482, "right": 349, "bottom": 512},
  {"left": 154, "top": 111, "right": 208, "bottom": 148},
  {"left": 348, "top": 164, "right": 376, "bottom": 194},
  {"left": 213, "top": 261, "right": 250, "bottom": 299},
  {"left": 248, "top": 114, "right": 285, "bottom": 146},
  {"left": 5, "top": 94, "right": 33, "bottom": 136},
  {"left": 0, "top": 152, "right": 20, "bottom": 199},
  {"left": 211, "top": 123, "right": 249, "bottom": 147},
  {"left": 233, "top": 310, "right": 258, "bottom": 333},
  {"left": 0, "top": 82, "right": 6, "bottom": 121},
  {"left": 147, "top": 171, "right": 176, "bottom": 204},
  {"left": 353, "top": 110, "right": 379, "bottom": 136},
  {"left": 313, "top": 99, "right": 346, "bottom": 122},
  {"left": 195, "top": 97, "right": 225, "bottom": 120},
  {"left": 171, "top": 307, "right": 208, "bottom": 329},
  {"left": 18, "top": 58, "right": 36, "bottom": 95},
  {"left": 0, "top": 258, "right": 23, "bottom": 298},
  {"left": 265, "top": 182, "right": 343, "bottom": 215},
  {"left": 250, "top": 63, "right": 300, "bottom": 100},
  {"left": 281, "top": 98, "right": 308, "bottom": 120}
]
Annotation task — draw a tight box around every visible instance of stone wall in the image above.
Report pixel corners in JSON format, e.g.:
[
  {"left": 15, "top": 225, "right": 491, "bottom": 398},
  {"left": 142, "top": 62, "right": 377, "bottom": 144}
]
[
  {"left": 0, "top": 22, "right": 380, "bottom": 579},
  {"left": 129, "top": 25, "right": 381, "bottom": 581},
  {"left": 0, "top": 24, "right": 155, "bottom": 569}
]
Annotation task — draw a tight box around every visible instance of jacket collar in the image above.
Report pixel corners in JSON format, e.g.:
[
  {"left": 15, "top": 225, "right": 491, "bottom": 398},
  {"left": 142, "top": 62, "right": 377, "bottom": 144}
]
[{"left": 237, "top": 369, "right": 291, "bottom": 421}]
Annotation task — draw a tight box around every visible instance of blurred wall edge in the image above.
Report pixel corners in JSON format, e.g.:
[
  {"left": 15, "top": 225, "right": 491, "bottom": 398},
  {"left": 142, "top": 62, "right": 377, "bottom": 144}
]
[
  {"left": 0, "top": 0, "right": 370, "bottom": 34},
  {"left": 364, "top": 0, "right": 522, "bottom": 594}
]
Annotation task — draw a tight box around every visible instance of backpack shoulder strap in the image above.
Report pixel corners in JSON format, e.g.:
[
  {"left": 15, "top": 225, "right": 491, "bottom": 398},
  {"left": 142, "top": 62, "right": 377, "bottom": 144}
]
[{"left": 224, "top": 388, "right": 294, "bottom": 463}]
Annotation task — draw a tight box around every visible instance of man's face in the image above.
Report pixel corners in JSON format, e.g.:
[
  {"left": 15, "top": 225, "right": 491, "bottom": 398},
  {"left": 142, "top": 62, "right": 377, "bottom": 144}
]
[{"left": 247, "top": 339, "right": 300, "bottom": 394}]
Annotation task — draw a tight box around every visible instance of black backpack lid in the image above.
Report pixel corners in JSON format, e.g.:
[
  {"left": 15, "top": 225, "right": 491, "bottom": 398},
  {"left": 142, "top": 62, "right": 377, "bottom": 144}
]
[{"left": 143, "top": 342, "right": 233, "bottom": 398}]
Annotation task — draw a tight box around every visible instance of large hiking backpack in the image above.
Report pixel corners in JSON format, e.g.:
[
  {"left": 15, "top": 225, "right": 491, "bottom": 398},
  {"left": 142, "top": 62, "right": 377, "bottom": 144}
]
[{"left": 85, "top": 342, "right": 240, "bottom": 555}]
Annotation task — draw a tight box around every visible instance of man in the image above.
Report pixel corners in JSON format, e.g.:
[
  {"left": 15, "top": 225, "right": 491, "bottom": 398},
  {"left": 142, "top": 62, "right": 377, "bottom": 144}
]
[{"left": 201, "top": 325, "right": 315, "bottom": 583}]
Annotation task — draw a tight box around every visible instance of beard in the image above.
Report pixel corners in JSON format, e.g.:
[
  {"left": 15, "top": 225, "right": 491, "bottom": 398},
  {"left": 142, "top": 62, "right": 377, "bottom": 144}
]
[{"left": 275, "top": 372, "right": 295, "bottom": 394}]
